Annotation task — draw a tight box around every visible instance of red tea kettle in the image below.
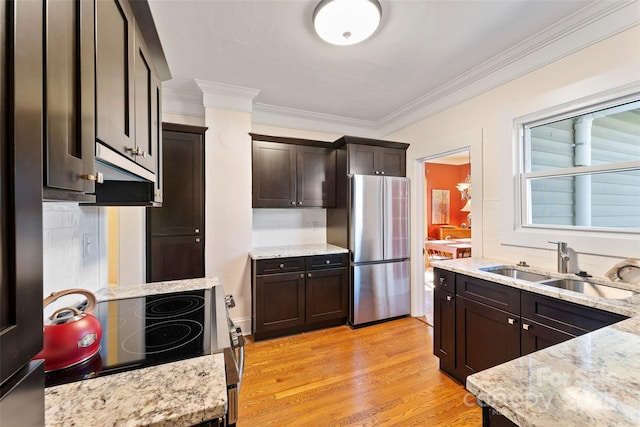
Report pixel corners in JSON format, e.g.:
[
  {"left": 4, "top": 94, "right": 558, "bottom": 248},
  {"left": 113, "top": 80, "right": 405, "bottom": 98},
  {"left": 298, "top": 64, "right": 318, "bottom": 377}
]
[{"left": 34, "top": 289, "right": 102, "bottom": 372}]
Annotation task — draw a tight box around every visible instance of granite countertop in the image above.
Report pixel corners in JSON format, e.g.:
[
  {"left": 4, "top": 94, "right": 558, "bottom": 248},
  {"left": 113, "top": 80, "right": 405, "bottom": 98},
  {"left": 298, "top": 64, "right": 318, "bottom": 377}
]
[
  {"left": 45, "top": 278, "right": 228, "bottom": 427},
  {"left": 432, "top": 258, "right": 640, "bottom": 426},
  {"left": 466, "top": 316, "right": 640, "bottom": 427},
  {"left": 430, "top": 257, "right": 640, "bottom": 317},
  {"left": 249, "top": 243, "right": 349, "bottom": 260}
]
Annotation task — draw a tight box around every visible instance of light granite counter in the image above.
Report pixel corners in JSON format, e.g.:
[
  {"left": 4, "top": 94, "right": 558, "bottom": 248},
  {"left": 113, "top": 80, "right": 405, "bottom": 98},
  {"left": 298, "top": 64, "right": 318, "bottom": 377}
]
[
  {"left": 466, "top": 316, "right": 640, "bottom": 427},
  {"left": 430, "top": 257, "right": 640, "bottom": 317},
  {"left": 45, "top": 277, "right": 228, "bottom": 427},
  {"left": 94, "top": 277, "right": 220, "bottom": 302},
  {"left": 249, "top": 243, "right": 348, "bottom": 260},
  {"left": 432, "top": 258, "right": 640, "bottom": 426}
]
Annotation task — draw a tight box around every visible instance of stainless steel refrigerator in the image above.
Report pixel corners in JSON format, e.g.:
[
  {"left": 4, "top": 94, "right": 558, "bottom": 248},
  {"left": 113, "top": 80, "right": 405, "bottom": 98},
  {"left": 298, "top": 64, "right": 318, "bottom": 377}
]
[{"left": 349, "top": 175, "right": 410, "bottom": 326}]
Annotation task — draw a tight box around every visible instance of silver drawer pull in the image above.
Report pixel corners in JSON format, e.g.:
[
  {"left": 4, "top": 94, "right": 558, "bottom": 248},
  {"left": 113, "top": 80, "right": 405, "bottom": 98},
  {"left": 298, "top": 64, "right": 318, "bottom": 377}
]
[
  {"left": 195, "top": 238, "right": 201, "bottom": 243},
  {"left": 523, "top": 323, "right": 530, "bottom": 331},
  {"left": 308, "top": 273, "right": 312, "bottom": 278},
  {"left": 325, "top": 260, "right": 330, "bottom": 264},
  {"left": 508, "top": 318, "right": 516, "bottom": 325},
  {"left": 439, "top": 277, "right": 445, "bottom": 283},
  {"left": 446, "top": 295, "right": 452, "bottom": 302},
  {"left": 279, "top": 264, "right": 284, "bottom": 269}
]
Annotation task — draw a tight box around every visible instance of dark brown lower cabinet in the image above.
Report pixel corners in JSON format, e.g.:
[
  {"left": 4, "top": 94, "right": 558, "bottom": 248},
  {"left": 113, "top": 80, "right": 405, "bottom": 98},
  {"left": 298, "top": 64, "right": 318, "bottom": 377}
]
[
  {"left": 432, "top": 268, "right": 628, "bottom": 386},
  {"left": 455, "top": 296, "right": 520, "bottom": 381},
  {"left": 433, "top": 288, "right": 456, "bottom": 373},
  {"left": 149, "top": 236, "right": 204, "bottom": 282},
  {"left": 252, "top": 254, "right": 348, "bottom": 340}
]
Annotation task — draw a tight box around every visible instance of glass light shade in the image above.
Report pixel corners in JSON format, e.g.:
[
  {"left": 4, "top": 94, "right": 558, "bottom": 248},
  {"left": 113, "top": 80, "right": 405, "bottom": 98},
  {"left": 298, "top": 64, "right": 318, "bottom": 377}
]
[
  {"left": 455, "top": 182, "right": 470, "bottom": 193},
  {"left": 313, "top": 0, "right": 382, "bottom": 46},
  {"left": 461, "top": 199, "right": 472, "bottom": 212}
]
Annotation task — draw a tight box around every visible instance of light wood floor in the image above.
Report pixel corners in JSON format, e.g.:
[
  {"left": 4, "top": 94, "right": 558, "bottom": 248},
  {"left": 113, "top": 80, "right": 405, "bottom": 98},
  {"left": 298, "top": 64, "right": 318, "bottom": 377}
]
[{"left": 238, "top": 317, "right": 481, "bottom": 426}]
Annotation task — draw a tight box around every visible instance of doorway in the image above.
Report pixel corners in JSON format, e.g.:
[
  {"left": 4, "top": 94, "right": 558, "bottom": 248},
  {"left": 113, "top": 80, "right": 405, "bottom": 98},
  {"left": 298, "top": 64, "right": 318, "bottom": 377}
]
[{"left": 420, "top": 148, "right": 471, "bottom": 326}]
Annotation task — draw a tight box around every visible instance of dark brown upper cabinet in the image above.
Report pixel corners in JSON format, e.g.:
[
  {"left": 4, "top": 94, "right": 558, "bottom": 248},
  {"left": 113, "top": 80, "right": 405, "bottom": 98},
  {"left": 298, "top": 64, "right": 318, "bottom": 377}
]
[
  {"left": 335, "top": 135, "right": 408, "bottom": 177},
  {"left": 42, "top": 0, "right": 96, "bottom": 201},
  {"left": 95, "top": 0, "right": 135, "bottom": 158},
  {"left": 251, "top": 136, "right": 336, "bottom": 208},
  {"left": 93, "top": 0, "right": 165, "bottom": 204}
]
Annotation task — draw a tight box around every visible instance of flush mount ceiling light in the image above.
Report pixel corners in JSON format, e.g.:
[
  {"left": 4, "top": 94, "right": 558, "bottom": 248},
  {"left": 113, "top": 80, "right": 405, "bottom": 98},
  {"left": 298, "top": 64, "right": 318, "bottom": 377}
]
[{"left": 313, "top": 0, "right": 382, "bottom": 46}]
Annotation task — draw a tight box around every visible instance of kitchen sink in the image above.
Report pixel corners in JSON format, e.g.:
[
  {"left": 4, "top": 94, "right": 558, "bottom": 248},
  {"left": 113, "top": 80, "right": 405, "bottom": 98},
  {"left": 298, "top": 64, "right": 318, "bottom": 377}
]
[
  {"left": 481, "top": 266, "right": 551, "bottom": 282},
  {"left": 538, "top": 278, "right": 638, "bottom": 300}
]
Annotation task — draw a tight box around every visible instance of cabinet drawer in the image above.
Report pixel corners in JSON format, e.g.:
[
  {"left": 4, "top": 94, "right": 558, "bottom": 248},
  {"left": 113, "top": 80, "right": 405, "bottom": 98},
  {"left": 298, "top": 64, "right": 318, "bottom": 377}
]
[
  {"left": 521, "top": 291, "right": 626, "bottom": 336},
  {"left": 433, "top": 268, "right": 455, "bottom": 293},
  {"left": 456, "top": 274, "right": 520, "bottom": 314},
  {"left": 255, "top": 257, "right": 305, "bottom": 275},
  {"left": 306, "top": 254, "right": 348, "bottom": 270}
]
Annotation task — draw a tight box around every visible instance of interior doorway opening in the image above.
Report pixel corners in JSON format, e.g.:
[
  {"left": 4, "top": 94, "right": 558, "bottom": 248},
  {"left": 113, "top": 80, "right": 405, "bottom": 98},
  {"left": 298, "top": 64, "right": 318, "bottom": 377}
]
[{"left": 420, "top": 148, "right": 471, "bottom": 326}]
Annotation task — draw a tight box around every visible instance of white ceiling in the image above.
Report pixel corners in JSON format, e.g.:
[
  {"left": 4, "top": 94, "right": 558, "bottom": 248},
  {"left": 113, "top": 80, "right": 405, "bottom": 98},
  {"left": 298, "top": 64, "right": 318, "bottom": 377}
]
[{"left": 149, "top": 0, "right": 636, "bottom": 136}]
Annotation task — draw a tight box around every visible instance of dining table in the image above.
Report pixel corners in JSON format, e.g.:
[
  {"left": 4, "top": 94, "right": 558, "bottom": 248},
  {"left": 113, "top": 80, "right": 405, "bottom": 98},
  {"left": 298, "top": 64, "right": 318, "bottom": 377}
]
[{"left": 425, "top": 238, "right": 472, "bottom": 259}]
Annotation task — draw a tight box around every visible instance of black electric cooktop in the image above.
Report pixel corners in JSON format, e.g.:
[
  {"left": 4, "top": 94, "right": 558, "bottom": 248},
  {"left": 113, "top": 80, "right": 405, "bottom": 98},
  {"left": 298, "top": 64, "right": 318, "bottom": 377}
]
[{"left": 45, "top": 287, "right": 230, "bottom": 387}]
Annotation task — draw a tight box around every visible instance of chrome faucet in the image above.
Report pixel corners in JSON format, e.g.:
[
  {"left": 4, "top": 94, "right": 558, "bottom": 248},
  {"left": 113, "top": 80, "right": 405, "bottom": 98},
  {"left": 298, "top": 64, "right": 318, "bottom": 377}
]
[{"left": 549, "top": 241, "right": 570, "bottom": 273}]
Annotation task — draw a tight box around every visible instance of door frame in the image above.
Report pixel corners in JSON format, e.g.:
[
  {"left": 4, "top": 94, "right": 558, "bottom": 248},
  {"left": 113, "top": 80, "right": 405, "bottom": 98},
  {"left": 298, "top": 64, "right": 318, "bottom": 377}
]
[{"left": 412, "top": 146, "right": 471, "bottom": 317}]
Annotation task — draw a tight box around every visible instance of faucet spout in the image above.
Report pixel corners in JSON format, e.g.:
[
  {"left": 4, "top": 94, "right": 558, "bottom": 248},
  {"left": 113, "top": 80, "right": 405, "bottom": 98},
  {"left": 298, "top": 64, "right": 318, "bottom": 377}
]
[{"left": 549, "top": 241, "right": 570, "bottom": 273}]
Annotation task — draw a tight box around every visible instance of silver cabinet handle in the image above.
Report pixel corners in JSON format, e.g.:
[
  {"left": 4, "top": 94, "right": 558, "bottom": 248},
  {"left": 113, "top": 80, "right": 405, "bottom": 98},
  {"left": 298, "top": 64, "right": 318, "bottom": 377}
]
[
  {"left": 325, "top": 260, "right": 330, "bottom": 264},
  {"left": 308, "top": 273, "right": 312, "bottom": 278},
  {"left": 279, "top": 263, "right": 284, "bottom": 269},
  {"left": 195, "top": 228, "right": 200, "bottom": 234},
  {"left": 195, "top": 238, "right": 201, "bottom": 243},
  {"left": 300, "top": 273, "right": 304, "bottom": 278},
  {"left": 446, "top": 295, "right": 453, "bottom": 302},
  {"left": 381, "top": 171, "right": 385, "bottom": 175},
  {"left": 297, "top": 201, "right": 302, "bottom": 206},
  {"left": 508, "top": 318, "right": 516, "bottom": 325},
  {"left": 375, "top": 170, "right": 380, "bottom": 175},
  {"left": 439, "top": 277, "right": 445, "bottom": 284},
  {"left": 523, "top": 323, "right": 530, "bottom": 331},
  {"left": 290, "top": 201, "right": 295, "bottom": 206}
]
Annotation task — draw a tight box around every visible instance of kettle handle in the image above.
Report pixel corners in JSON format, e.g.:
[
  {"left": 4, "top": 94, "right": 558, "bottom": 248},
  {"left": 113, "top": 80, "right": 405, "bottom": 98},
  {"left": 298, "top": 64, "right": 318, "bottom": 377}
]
[{"left": 43, "top": 289, "right": 97, "bottom": 314}]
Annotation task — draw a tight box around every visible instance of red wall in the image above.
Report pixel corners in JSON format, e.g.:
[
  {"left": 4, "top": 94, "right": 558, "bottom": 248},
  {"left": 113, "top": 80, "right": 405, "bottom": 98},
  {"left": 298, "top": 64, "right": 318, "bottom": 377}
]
[{"left": 425, "top": 163, "right": 470, "bottom": 239}]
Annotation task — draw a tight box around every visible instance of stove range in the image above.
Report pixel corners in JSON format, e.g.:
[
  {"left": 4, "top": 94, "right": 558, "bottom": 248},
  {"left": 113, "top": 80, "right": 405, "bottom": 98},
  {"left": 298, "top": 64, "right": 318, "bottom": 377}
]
[{"left": 45, "top": 286, "right": 232, "bottom": 388}]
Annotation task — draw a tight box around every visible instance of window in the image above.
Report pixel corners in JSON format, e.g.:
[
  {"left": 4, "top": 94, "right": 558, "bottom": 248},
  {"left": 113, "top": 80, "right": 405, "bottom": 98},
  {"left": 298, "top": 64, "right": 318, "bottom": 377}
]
[{"left": 519, "top": 96, "right": 640, "bottom": 231}]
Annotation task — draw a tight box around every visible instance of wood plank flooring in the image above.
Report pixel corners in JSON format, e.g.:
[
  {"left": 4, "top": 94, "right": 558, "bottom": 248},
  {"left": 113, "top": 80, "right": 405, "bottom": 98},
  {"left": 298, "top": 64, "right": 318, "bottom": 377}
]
[{"left": 238, "top": 317, "right": 481, "bottom": 426}]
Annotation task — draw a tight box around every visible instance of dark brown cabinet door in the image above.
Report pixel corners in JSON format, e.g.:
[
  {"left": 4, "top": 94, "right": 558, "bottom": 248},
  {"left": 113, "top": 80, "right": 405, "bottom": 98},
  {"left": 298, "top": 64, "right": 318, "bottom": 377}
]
[
  {"left": 147, "top": 124, "right": 206, "bottom": 283},
  {"left": 305, "top": 267, "right": 348, "bottom": 323},
  {"left": 455, "top": 296, "right": 520, "bottom": 381},
  {"left": 43, "top": 0, "right": 95, "bottom": 195},
  {"left": 1, "top": 0, "right": 45, "bottom": 384},
  {"left": 133, "top": 27, "right": 156, "bottom": 172},
  {"left": 520, "top": 319, "right": 574, "bottom": 356},
  {"left": 347, "top": 144, "right": 378, "bottom": 175},
  {"left": 254, "top": 272, "right": 306, "bottom": 333},
  {"left": 149, "top": 236, "right": 204, "bottom": 282},
  {"left": 378, "top": 147, "right": 406, "bottom": 176},
  {"left": 433, "top": 288, "right": 456, "bottom": 373},
  {"left": 296, "top": 145, "right": 336, "bottom": 207},
  {"left": 95, "top": 0, "right": 135, "bottom": 154},
  {"left": 149, "top": 129, "right": 204, "bottom": 236},
  {"left": 252, "top": 141, "right": 296, "bottom": 207}
]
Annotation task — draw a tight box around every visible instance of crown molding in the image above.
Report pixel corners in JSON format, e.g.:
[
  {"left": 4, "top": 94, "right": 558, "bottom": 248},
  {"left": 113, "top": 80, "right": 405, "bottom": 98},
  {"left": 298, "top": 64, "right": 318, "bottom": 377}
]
[
  {"left": 194, "top": 79, "right": 261, "bottom": 113},
  {"left": 161, "top": 87, "right": 204, "bottom": 118}
]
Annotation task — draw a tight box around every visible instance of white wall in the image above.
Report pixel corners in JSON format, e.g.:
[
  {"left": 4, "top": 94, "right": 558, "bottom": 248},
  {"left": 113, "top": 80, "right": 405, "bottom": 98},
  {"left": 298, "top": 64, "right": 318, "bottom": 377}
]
[{"left": 386, "top": 25, "right": 640, "bottom": 315}]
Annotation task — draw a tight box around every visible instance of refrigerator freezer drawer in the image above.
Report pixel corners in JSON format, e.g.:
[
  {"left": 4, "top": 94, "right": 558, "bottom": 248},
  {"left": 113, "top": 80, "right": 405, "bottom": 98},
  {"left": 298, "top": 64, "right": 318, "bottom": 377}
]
[{"left": 351, "top": 260, "right": 410, "bottom": 326}]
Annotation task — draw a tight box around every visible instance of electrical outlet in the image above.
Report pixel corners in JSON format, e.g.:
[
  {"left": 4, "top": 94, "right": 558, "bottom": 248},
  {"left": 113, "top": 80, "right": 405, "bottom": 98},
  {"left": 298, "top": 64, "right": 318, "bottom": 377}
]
[{"left": 82, "top": 233, "right": 92, "bottom": 258}]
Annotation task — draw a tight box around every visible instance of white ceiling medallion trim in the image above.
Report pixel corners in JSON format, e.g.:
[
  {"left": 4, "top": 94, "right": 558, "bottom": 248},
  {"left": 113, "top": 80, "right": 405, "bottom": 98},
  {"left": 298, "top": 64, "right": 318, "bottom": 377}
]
[
  {"left": 194, "top": 79, "right": 261, "bottom": 113},
  {"left": 161, "top": 87, "right": 204, "bottom": 118},
  {"left": 252, "top": 1, "right": 639, "bottom": 138}
]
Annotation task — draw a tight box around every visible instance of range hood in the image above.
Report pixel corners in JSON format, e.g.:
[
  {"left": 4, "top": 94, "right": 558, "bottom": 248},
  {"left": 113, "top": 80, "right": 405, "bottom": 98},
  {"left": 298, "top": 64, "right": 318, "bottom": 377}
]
[{"left": 91, "top": 142, "right": 161, "bottom": 207}]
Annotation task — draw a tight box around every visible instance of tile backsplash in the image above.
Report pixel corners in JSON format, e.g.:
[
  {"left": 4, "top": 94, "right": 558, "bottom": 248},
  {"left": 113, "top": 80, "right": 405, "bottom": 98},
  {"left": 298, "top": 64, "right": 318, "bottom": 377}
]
[
  {"left": 43, "top": 203, "right": 106, "bottom": 297},
  {"left": 252, "top": 208, "right": 327, "bottom": 248}
]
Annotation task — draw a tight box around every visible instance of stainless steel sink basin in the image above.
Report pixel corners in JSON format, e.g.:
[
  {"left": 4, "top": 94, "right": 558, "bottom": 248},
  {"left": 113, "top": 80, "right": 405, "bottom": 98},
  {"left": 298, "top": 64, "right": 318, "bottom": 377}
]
[
  {"left": 538, "top": 278, "right": 638, "bottom": 300},
  {"left": 481, "top": 266, "right": 551, "bottom": 282}
]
